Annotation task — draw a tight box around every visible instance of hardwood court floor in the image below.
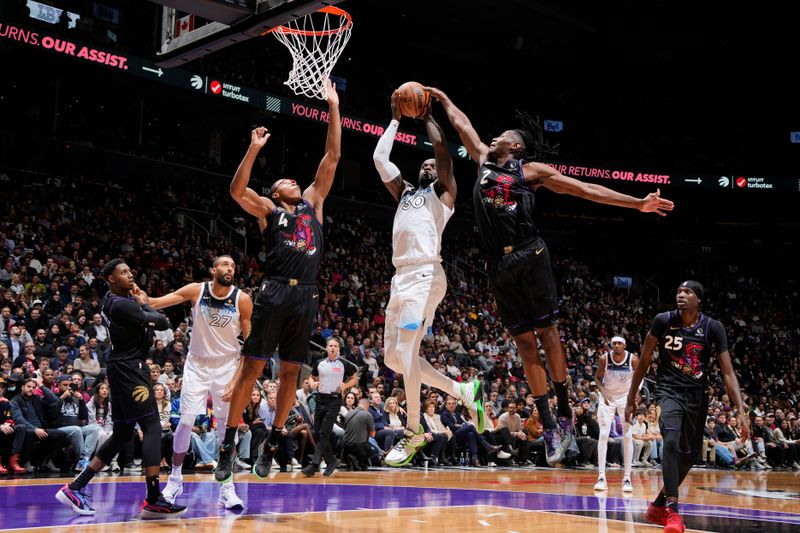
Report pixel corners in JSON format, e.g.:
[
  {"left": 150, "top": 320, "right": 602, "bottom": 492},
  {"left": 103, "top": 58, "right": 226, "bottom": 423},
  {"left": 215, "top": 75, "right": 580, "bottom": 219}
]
[{"left": 1, "top": 466, "right": 798, "bottom": 532}]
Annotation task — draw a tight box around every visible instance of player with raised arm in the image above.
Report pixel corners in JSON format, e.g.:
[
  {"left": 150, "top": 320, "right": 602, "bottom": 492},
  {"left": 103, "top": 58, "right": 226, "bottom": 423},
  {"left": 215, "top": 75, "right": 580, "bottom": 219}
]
[
  {"left": 373, "top": 90, "right": 487, "bottom": 467},
  {"left": 216, "top": 78, "right": 341, "bottom": 484},
  {"left": 428, "top": 85, "right": 674, "bottom": 466}
]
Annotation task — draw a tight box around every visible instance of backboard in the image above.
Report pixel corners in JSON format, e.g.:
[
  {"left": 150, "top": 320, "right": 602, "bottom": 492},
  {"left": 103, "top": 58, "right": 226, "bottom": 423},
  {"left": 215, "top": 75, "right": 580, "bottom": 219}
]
[{"left": 152, "top": 0, "right": 343, "bottom": 67}]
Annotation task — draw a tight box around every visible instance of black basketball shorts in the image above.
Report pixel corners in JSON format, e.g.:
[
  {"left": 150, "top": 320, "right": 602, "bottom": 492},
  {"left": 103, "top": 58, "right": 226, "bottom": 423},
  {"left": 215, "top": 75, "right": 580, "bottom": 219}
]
[
  {"left": 107, "top": 359, "right": 158, "bottom": 424},
  {"left": 243, "top": 278, "right": 318, "bottom": 364},
  {"left": 489, "top": 238, "right": 559, "bottom": 336},
  {"left": 658, "top": 386, "right": 708, "bottom": 456}
]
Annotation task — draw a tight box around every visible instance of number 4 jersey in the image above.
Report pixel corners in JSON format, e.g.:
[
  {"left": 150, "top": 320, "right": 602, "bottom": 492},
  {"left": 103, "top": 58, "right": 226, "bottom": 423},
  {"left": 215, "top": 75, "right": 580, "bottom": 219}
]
[
  {"left": 188, "top": 282, "right": 242, "bottom": 360},
  {"left": 650, "top": 310, "right": 727, "bottom": 390}
]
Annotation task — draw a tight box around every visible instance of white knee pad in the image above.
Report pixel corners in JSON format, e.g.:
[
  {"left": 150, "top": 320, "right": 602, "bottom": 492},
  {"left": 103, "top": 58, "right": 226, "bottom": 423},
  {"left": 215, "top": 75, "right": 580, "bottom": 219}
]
[{"left": 173, "top": 414, "right": 196, "bottom": 454}]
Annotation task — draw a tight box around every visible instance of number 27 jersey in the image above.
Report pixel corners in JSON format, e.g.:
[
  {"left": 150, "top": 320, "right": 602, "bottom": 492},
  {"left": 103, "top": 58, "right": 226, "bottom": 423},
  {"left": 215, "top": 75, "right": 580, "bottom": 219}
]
[{"left": 188, "top": 282, "right": 242, "bottom": 360}]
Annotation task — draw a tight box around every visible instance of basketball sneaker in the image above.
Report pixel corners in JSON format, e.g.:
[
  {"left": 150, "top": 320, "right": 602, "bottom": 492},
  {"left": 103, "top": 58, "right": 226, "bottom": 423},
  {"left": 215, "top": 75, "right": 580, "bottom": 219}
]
[
  {"left": 323, "top": 457, "right": 338, "bottom": 477},
  {"left": 140, "top": 496, "right": 188, "bottom": 519},
  {"left": 214, "top": 443, "right": 235, "bottom": 483},
  {"left": 622, "top": 477, "right": 633, "bottom": 493},
  {"left": 557, "top": 416, "right": 576, "bottom": 454},
  {"left": 56, "top": 484, "right": 95, "bottom": 516},
  {"left": 593, "top": 476, "right": 608, "bottom": 491},
  {"left": 663, "top": 507, "right": 685, "bottom": 533},
  {"left": 253, "top": 441, "right": 278, "bottom": 479},
  {"left": 385, "top": 426, "right": 427, "bottom": 467},
  {"left": 218, "top": 483, "right": 244, "bottom": 510},
  {"left": 460, "top": 380, "right": 486, "bottom": 433},
  {"left": 162, "top": 473, "right": 183, "bottom": 504},
  {"left": 645, "top": 502, "right": 668, "bottom": 526},
  {"left": 543, "top": 426, "right": 565, "bottom": 466}
]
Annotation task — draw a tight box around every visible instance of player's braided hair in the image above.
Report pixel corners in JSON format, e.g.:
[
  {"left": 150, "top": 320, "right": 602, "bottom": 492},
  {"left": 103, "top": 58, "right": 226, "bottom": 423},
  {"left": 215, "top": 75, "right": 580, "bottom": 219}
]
[{"left": 510, "top": 110, "right": 559, "bottom": 162}]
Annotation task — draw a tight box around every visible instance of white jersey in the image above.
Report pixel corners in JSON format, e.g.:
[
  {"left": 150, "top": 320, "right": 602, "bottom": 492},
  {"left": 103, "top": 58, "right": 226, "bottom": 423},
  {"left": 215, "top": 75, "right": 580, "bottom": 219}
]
[
  {"left": 601, "top": 350, "right": 633, "bottom": 398},
  {"left": 392, "top": 180, "right": 454, "bottom": 268},
  {"left": 187, "top": 282, "right": 242, "bottom": 360}
]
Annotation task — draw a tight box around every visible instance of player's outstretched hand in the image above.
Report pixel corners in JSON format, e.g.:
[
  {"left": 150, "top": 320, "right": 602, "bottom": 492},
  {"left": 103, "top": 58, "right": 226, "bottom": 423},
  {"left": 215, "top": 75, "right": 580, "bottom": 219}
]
[
  {"left": 640, "top": 188, "right": 674, "bottom": 216},
  {"left": 251, "top": 127, "right": 270, "bottom": 149},
  {"left": 425, "top": 86, "right": 447, "bottom": 102},
  {"left": 324, "top": 78, "right": 339, "bottom": 107}
]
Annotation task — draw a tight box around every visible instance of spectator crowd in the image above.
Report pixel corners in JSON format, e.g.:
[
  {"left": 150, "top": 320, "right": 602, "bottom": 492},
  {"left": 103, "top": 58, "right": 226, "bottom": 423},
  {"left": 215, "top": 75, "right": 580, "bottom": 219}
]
[{"left": 1, "top": 169, "right": 798, "bottom": 476}]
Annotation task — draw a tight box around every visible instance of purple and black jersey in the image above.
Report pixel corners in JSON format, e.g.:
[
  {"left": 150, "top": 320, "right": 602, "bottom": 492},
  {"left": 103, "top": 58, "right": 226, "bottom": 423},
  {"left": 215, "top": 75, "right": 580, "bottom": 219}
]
[{"left": 650, "top": 310, "right": 727, "bottom": 390}]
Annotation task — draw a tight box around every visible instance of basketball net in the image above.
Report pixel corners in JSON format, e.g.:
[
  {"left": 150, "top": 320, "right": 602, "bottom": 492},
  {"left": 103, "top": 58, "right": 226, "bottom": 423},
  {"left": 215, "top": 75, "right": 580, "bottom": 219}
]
[{"left": 265, "top": 6, "right": 352, "bottom": 100}]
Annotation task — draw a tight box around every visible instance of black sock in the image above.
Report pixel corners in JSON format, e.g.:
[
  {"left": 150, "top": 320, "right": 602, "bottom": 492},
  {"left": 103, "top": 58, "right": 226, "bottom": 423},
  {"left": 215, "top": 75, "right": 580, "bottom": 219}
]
[
  {"left": 223, "top": 426, "right": 238, "bottom": 447},
  {"left": 268, "top": 427, "right": 283, "bottom": 447},
  {"left": 553, "top": 381, "right": 571, "bottom": 419},
  {"left": 666, "top": 501, "right": 679, "bottom": 513},
  {"left": 535, "top": 395, "right": 557, "bottom": 430},
  {"left": 653, "top": 491, "right": 667, "bottom": 507},
  {"left": 68, "top": 466, "right": 97, "bottom": 491},
  {"left": 145, "top": 475, "right": 160, "bottom": 504}
]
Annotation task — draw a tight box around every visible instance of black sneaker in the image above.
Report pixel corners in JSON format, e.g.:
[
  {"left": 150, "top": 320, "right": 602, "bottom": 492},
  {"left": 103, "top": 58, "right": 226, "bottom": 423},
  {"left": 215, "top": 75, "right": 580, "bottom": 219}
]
[
  {"left": 323, "top": 458, "right": 338, "bottom": 477},
  {"left": 214, "top": 444, "right": 235, "bottom": 483},
  {"left": 252, "top": 441, "right": 277, "bottom": 479},
  {"left": 140, "top": 496, "right": 188, "bottom": 519},
  {"left": 301, "top": 463, "right": 318, "bottom": 477}
]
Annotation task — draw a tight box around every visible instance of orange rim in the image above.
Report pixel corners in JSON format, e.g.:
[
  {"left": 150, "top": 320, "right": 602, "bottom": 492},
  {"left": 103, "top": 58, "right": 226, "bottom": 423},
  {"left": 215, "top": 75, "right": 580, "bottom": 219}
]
[{"left": 261, "top": 6, "right": 352, "bottom": 37}]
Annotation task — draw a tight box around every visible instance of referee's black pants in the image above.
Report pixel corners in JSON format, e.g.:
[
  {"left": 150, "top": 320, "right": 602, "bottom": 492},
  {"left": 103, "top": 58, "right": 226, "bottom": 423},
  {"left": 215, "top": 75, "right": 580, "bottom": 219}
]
[{"left": 311, "top": 393, "right": 340, "bottom": 466}]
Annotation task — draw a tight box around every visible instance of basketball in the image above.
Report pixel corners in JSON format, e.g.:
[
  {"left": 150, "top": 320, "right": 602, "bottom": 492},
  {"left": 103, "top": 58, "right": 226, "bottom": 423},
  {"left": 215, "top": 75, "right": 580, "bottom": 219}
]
[{"left": 396, "top": 81, "right": 430, "bottom": 118}]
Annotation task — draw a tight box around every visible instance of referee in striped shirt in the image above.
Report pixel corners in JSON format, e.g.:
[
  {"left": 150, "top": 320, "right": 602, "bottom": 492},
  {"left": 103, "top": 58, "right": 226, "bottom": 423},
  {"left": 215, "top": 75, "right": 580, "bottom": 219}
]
[{"left": 302, "top": 337, "right": 358, "bottom": 477}]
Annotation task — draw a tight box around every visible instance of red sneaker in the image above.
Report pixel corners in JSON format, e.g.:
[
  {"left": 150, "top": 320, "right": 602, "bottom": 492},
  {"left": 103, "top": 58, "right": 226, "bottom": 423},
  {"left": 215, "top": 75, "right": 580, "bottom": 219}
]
[
  {"left": 645, "top": 502, "right": 668, "bottom": 526},
  {"left": 663, "top": 507, "right": 685, "bottom": 533}
]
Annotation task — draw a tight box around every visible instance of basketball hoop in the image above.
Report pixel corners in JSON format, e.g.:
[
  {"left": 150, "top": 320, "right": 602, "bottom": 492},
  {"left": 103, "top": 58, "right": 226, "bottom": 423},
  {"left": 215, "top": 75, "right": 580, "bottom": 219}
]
[{"left": 263, "top": 6, "right": 353, "bottom": 100}]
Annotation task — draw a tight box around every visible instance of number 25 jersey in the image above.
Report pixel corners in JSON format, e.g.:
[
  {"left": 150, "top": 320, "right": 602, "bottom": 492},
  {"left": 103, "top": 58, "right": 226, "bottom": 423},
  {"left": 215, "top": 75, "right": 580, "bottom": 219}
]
[{"left": 649, "top": 310, "right": 727, "bottom": 390}]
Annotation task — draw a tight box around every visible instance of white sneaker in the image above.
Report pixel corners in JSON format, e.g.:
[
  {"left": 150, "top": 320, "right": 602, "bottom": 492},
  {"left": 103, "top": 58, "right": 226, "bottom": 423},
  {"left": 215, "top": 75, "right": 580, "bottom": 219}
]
[
  {"left": 291, "top": 458, "right": 301, "bottom": 467},
  {"left": 218, "top": 483, "right": 244, "bottom": 510},
  {"left": 622, "top": 478, "right": 633, "bottom": 493},
  {"left": 385, "top": 427, "right": 427, "bottom": 467},
  {"left": 110, "top": 460, "right": 120, "bottom": 472},
  {"left": 235, "top": 459, "right": 250, "bottom": 470},
  {"left": 496, "top": 450, "right": 512, "bottom": 460},
  {"left": 594, "top": 477, "right": 608, "bottom": 491},
  {"left": 162, "top": 474, "right": 183, "bottom": 504}
]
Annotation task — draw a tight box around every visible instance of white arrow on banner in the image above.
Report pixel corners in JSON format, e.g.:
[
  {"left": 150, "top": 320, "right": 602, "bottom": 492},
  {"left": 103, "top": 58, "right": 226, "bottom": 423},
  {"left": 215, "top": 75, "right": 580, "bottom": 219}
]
[
  {"left": 685, "top": 178, "right": 702, "bottom": 184},
  {"left": 142, "top": 66, "right": 164, "bottom": 77}
]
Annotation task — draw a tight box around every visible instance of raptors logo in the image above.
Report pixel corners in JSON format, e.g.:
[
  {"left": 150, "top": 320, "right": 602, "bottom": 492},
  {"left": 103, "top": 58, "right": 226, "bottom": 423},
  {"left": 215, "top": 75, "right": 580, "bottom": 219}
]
[
  {"left": 132, "top": 385, "right": 150, "bottom": 403},
  {"left": 675, "top": 342, "right": 704, "bottom": 378},
  {"left": 282, "top": 213, "right": 317, "bottom": 256},
  {"left": 482, "top": 174, "right": 517, "bottom": 212}
]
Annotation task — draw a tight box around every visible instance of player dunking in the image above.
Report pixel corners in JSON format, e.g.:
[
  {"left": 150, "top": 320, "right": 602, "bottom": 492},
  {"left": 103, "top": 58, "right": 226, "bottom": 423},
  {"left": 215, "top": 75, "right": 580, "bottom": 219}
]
[
  {"left": 626, "top": 281, "right": 749, "bottom": 533},
  {"left": 428, "top": 86, "right": 675, "bottom": 465},
  {"left": 215, "top": 78, "right": 341, "bottom": 483},
  {"left": 140, "top": 256, "right": 252, "bottom": 509},
  {"left": 373, "top": 91, "right": 485, "bottom": 467},
  {"left": 56, "top": 259, "right": 186, "bottom": 518},
  {"left": 594, "top": 336, "right": 638, "bottom": 493}
]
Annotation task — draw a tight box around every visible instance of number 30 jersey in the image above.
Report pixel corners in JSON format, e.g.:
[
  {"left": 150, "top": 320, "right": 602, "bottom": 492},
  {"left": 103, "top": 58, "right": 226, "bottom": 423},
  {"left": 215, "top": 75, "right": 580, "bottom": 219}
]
[
  {"left": 188, "top": 282, "right": 242, "bottom": 360},
  {"left": 650, "top": 310, "right": 727, "bottom": 390}
]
